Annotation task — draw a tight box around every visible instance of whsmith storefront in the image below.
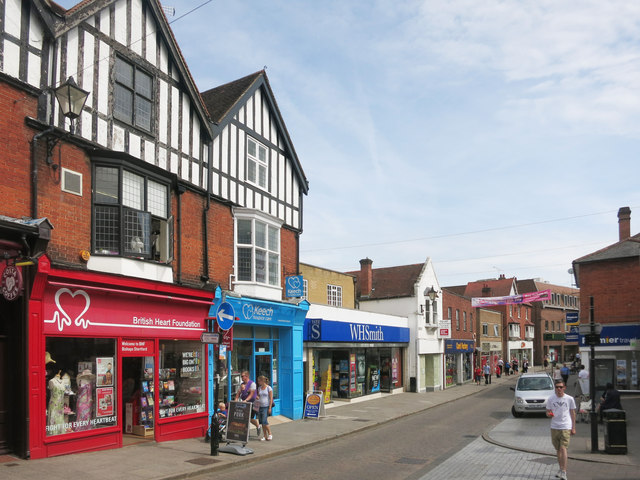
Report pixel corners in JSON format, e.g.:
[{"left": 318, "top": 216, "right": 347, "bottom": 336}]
[{"left": 304, "top": 305, "right": 409, "bottom": 403}]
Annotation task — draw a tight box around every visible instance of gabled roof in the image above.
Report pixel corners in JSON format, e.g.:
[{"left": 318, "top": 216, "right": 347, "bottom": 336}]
[
  {"left": 516, "top": 279, "right": 578, "bottom": 296},
  {"left": 35, "top": 0, "right": 212, "bottom": 139},
  {"left": 201, "top": 70, "right": 309, "bottom": 194},
  {"left": 464, "top": 277, "right": 516, "bottom": 298},
  {"left": 348, "top": 263, "right": 425, "bottom": 300}
]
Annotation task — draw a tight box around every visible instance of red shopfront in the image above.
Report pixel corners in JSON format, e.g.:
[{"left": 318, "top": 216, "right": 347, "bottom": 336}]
[{"left": 28, "top": 256, "right": 212, "bottom": 459}]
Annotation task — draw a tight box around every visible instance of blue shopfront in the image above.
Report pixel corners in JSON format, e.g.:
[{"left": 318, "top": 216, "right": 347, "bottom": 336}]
[
  {"left": 304, "top": 317, "right": 410, "bottom": 402},
  {"left": 444, "top": 339, "right": 475, "bottom": 387},
  {"left": 207, "top": 288, "right": 308, "bottom": 420}
]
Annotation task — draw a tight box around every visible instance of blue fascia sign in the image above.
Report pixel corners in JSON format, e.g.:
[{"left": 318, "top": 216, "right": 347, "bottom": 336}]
[
  {"left": 579, "top": 324, "right": 640, "bottom": 347},
  {"left": 208, "top": 287, "right": 309, "bottom": 327},
  {"left": 285, "top": 275, "right": 303, "bottom": 298},
  {"left": 304, "top": 318, "right": 409, "bottom": 343},
  {"left": 445, "top": 339, "right": 475, "bottom": 353}
]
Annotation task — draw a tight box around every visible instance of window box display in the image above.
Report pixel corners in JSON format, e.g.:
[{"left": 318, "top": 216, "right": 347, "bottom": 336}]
[
  {"left": 44, "top": 339, "right": 117, "bottom": 437},
  {"left": 158, "top": 341, "right": 205, "bottom": 418}
]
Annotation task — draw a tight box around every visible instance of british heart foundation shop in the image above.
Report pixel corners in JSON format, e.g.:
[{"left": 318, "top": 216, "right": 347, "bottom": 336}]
[{"left": 27, "top": 256, "right": 213, "bottom": 459}]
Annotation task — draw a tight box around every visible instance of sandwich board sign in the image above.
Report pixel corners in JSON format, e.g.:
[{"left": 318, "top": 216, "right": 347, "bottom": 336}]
[
  {"left": 303, "top": 390, "right": 326, "bottom": 420},
  {"left": 218, "top": 401, "right": 253, "bottom": 455}
]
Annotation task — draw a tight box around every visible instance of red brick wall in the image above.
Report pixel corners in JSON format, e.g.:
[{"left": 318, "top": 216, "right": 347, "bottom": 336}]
[
  {"left": 0, "top": 83, "right": 38, "bottom": 218},
  {"left": 206, "top": 201, "right": 234, "bottom": 288},
  {"left": 442, "top": 290, "right": 475, "bottom": 340},
  {"left": 578, "top": 257, "right": 640, "bottom": 324}
]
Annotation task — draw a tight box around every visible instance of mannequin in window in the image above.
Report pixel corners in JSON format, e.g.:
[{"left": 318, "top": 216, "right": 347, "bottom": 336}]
[
  {"left": 48, "top": 371, "right": 66, "bottom": 435},
  {"left": 76, "top": 369, "right": 95, "bottom": 431}
]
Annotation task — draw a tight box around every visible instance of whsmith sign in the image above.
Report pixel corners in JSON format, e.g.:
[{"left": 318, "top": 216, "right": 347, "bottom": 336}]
[{"left": 304, "top": 318, "right": 409, "bottom": 343}]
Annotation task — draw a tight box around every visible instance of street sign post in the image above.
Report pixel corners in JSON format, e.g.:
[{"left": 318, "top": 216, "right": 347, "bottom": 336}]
[{"left": 216, "top": 302, "right": 235, "bottom": 331}]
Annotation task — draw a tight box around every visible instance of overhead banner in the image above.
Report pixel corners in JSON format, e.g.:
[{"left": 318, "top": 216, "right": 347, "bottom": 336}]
[{"left": 471, "top": 289, "right": 551, "bottom": 307}]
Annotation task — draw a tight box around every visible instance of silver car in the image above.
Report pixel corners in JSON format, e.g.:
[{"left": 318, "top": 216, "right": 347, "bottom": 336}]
[{"left": 510, "top": 373, "right": 555, "bottom": 417}]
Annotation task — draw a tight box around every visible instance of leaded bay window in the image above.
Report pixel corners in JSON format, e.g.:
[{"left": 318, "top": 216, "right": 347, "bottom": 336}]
[
  {"left": 93, "top": 165, "right": 172, "bottom": 262},
  {"left": 236, "top": 216, "right": 280, "bottom": 286}
]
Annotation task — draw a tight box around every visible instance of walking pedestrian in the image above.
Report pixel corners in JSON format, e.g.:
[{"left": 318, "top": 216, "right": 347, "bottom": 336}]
[
  {"left": 546, "top": 380, "right": 576, "bottom": 480},
  {"left": 255, "top": 375, "right": 273, "bottom": 441},
  {"left": 474, "top": 365, "right": 483, "bottom": 385},
  {"left": 483, "top": 363, "right": 491, "bottom": 385},
  {"left": 235, "top": 370, "right": 260, "bottom": 436},
  {"left": 560, "top": 363, "right": 570, "bottom": 385}
]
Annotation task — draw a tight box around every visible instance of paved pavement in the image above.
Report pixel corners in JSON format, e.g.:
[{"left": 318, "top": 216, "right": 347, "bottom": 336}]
[{"left": 1, "top": 370, "right": 637, "bottom": 480}]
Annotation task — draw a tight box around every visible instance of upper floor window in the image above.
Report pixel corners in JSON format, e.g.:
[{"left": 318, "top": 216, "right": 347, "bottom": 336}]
[
  {"left": 463, "top": 311, "right": 467, "bottom": 331},
  {"left": 482, "top": 323, "right": 488, "bottom": 335},
  {"left": 447, "top": 307, "right": 452, "bottom": 320},
  {"left": 493, "top": 324, "right": 499, "bottom": 337},
  {"left": 302, "top": 279, "right": 308, "bottom": 301},
  {"left": 327, "top": 284, "right": 342, "bottom": 307},
  {"left": 236, "top": 216, "right": 280, "bottom": 286},
  {"left": 455, "top": 309, "right": 460, "bottom": 329},
  {"left": 246, "top": 137, "right": 268, "bottom": 189},
  {"left": 509, "top": 324, "right": 520, "bottom": 337},
  {"left": 93, "top": 165, "right": 172, "bottom": 262},
  {"left": 114, "top": 56, "right": 153, "bottom": 131}
]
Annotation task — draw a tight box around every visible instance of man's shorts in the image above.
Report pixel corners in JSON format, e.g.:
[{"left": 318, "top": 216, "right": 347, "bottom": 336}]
[{"left": 551, "top": 429, "right": 571, "bottom": 450}]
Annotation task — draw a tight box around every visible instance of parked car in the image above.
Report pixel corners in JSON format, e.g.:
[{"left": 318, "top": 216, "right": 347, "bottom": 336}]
[{"left": 510, "top": 372, "right": 555, "bottom": 417}]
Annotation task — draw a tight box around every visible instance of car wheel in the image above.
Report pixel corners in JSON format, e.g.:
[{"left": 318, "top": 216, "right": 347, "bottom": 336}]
[{"left": 511, "top": 406, "right": 523, "bottom": 418}]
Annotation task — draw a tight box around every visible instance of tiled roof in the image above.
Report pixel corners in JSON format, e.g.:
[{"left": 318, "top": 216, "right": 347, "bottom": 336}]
[
  {"left": 464, "top": 277, "right": 515, "bottom": 298},
  {"left": 573, "top": 233, "right": 640, "bottom": 264},
  {"left": 201, "top": 71, "right": 263, "bottom": 124},
  {"left": 349, "top": 263, "right": 424, "bottom": 300}
]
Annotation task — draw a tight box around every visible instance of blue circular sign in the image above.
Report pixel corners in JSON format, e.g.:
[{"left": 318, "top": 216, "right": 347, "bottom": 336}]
[{"left": 216, "top": 302, "right": 235, "bottom": 331}]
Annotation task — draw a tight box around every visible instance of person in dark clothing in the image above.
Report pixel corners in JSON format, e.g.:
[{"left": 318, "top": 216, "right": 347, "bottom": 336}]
[{"left": 598, "top": 382, "right": 623, "bottom": 421}]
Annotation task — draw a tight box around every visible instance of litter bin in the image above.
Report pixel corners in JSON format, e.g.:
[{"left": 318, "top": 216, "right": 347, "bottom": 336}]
[{"left": 603, "top": 409, "right": 627, "bottom": 454}]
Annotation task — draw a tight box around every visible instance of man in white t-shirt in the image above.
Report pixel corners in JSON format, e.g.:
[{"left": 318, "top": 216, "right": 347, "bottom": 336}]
[{"left": 546, "top": 380, "right": 576, "bottom": 480}]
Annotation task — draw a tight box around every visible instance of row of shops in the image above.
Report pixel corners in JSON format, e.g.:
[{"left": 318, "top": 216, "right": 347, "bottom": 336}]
[{"left": 10, "top": 255, "right": 495, "bottom": 459}]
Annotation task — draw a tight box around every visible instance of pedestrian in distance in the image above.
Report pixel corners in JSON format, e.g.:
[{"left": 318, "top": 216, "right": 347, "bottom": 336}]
[
  {"left": 255, "top": 375, "right": 274, "bottom": 441},
  {"left": 235, "top": 370, "right": 261, "bottom": 436},
  {"left": 598, "top": 382, "right": 622, "bottom": 422},
  {"left": 504, "top": 360, "right": 510, "bottom": 376},
  {"left": 560, "top": 363, "right": 571, "bottom": 385},
  {"left": 544, "top": 355, "right": 550, "bottom": 372},
  {"left": 474, "top": 365, "right": 483, "bottom": 385},
  {"left": 546, "top": 380, "right": 576, "bottom": 480},
  {"left": 483, "top": 363, "right": 491, "bottom": 385},
  {"left": 553, "top": 363, "right": 563, "bottom": 384}
]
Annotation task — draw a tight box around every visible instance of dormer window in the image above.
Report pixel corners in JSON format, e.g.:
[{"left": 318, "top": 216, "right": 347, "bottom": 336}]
[{"left": 114, "top": 56, "right": 153, "bottom": 131}]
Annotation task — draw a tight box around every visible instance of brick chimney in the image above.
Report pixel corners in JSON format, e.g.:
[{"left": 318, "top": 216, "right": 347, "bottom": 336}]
[
  {"left": 359, "top": 258, "right": 373, "bottom": 297},
  {"left": 618, "top": 206, "right": 631, "bottom": 241}
]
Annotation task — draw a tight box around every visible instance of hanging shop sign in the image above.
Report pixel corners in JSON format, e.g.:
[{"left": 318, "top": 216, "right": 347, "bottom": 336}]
[
  {"left": 1, "top": 264, "right": 23, "bottom": 301},
  {"left": 285, "top": 275, "right": 303, "bottom": 298}
]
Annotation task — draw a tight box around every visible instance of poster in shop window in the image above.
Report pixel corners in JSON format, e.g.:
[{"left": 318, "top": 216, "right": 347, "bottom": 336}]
[
  {"left": 96, "top": 387, "right": 114, "bottom": 417},
  {"left": 96, "top": 357, "right": 114, "bottom": 387}
]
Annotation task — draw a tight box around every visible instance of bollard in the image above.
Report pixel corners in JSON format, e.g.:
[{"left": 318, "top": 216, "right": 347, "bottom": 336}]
[{"left": 210, "top": 413, "right": 219, "bottom": 456}]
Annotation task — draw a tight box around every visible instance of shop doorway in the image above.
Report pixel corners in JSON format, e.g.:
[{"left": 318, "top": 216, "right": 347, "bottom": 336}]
[{"left": 121, "top": 356, "right": 154, "bottom": 444}]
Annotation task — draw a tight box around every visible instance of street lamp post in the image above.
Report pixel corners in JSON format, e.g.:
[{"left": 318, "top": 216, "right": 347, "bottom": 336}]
[{"left": 587, "top": 296, "right": 600, "bottom": 452}]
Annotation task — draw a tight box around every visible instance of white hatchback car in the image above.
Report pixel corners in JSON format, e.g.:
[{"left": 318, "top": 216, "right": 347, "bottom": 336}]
[{"left": 510, "top": 372, "right": 555, "bottom": 417}]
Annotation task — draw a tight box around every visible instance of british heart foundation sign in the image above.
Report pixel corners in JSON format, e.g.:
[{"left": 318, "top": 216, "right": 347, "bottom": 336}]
[{"left": 42, "top": 286, "right": 208, "bottom": 339}]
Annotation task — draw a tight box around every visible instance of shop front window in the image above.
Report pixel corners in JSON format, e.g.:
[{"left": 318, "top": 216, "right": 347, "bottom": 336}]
[
  {"left": 45, "top": 338, "right": 117, "bottom": 437},
  {"left": 158, "top": 341, "right": 205, "bottom": 418}
]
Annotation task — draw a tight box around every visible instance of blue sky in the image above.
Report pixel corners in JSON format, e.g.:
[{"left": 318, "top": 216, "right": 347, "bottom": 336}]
[{"left": 58, "top": 0, "right": 640, "bottom": 287}]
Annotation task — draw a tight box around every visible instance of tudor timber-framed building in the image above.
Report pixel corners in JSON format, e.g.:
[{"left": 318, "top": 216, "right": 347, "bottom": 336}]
[{"left": 0, "top": 0, "right": 308, "bottom": 459}]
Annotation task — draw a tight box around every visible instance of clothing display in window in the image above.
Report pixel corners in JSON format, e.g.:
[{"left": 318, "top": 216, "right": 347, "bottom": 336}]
[
  {"left": 75, "top": 370, "right": 95, "bottom": 431},
  {"left": 48, "top": 374, "right": 66, "bottom": 432}
]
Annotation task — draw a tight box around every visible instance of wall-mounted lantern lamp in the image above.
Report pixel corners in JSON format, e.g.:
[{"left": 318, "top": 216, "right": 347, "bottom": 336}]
[
  {"left": 53, "top": 76, "right": 90, "bottom": 134},
  {"left": 424, "top": 286, "right": 439, "bottom": 323}
]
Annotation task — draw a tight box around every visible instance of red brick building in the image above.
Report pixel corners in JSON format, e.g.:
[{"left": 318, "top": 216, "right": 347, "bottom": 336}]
[
  {"left": 0, "top": 0, "right": 308, "bottom": 459},
  {"left": 442, "top": 289, "right": 476, "bottom": 386},
  {"left": 572, "top": 207, "right": 640, "bottom": 390}
]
